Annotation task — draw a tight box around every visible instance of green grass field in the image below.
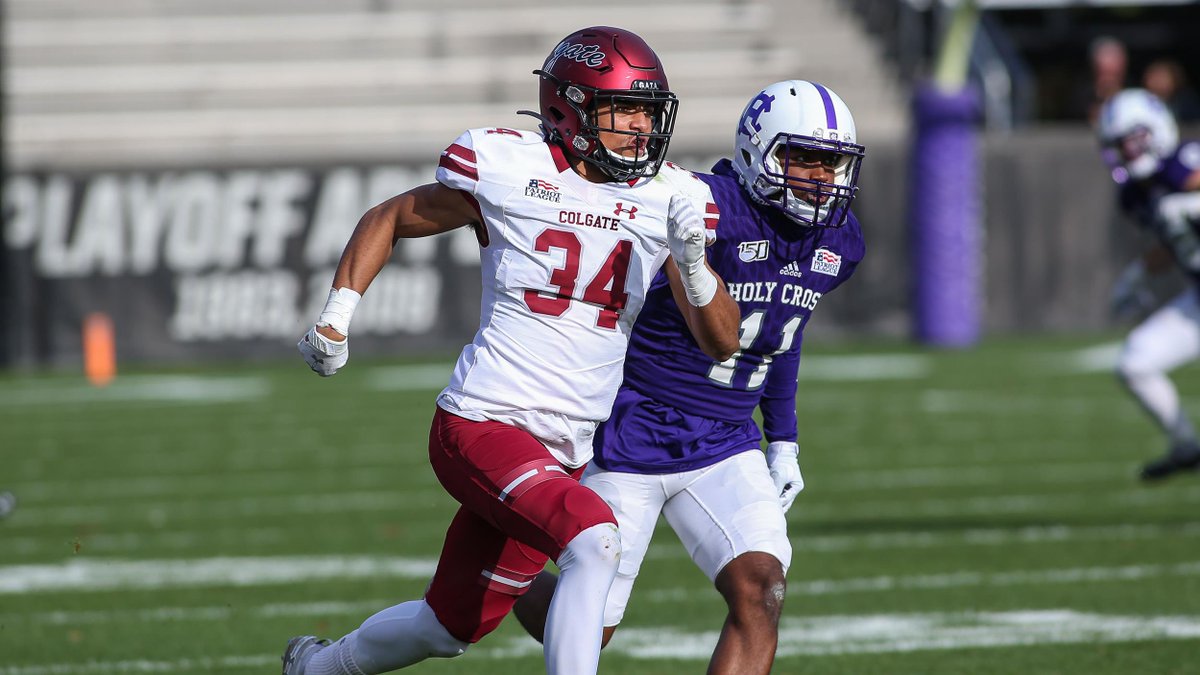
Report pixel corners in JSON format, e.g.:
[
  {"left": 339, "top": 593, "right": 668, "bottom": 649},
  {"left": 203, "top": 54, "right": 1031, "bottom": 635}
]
[{"left": 3, "top": 334, "right": 1199, "bottom": 674}]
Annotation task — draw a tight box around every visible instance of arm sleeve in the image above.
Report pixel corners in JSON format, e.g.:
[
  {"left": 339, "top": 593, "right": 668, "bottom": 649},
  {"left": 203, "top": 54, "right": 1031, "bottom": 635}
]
[{"left": 759, "top": 335, "right": 802, "bottom": 443}]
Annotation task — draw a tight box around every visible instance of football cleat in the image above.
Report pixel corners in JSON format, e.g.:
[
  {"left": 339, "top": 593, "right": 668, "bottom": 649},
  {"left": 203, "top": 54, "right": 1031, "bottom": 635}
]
[
  {"left": 282, "top": 635, "right": 331, "bottom": 675},
  {"left": 1139, "top": 442, "right": 1200, "bottom": 482}
]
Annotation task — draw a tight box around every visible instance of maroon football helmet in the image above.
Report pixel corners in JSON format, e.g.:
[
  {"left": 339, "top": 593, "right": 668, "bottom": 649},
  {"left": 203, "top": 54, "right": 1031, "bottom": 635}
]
[{"left": 524, "top": 26, "right": 678, "bottom": 181}]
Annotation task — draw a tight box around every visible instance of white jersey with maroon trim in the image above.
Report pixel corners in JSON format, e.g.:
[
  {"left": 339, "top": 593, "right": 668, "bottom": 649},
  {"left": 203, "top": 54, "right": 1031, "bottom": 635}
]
[{"left": 434, "top": 127, "right": 719, "bottom": 468}]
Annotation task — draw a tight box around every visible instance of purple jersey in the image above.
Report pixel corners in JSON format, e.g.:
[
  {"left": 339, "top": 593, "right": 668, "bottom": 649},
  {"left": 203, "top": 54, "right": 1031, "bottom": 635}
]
[
  {"left": 592, "top": 159, "right": 865, "bottom": 473},
  {"left": 1119, "top": 140, "right": 1200, "bottom": 223},
  {"left": 1118, "top": 139, "right": 1200, "bottom": 283}
]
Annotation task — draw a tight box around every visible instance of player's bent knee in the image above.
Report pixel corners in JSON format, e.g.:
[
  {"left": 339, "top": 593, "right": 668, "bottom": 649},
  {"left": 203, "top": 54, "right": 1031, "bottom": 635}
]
[
  {"left": 558, "top": 522, "right": 622, "bottom": 573},
  {"left": 1116, "top": 357, "right": 1157, "bottom": 383},
  {"left": 718, "top": 552, "right": 786, "bottom": 618}
]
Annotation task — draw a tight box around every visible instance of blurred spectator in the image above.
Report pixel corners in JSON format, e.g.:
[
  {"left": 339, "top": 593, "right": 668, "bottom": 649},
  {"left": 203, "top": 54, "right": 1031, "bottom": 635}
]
[
  {"left": 1079, "top": 36, "right": 1131, "bottom": 126},
  {"left": 1142, "top": 58, "right": 1200, "bottom": 123}
]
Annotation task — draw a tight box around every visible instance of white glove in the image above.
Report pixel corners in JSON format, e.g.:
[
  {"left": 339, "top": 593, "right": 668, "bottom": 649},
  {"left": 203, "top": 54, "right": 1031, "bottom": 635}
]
[
  {"left": 766, "top": 441, "right": 804, "bottom": 513},
  {"left": 298, "top": 326, "right": 348, "bottom": 377},
  {"left": 1154, "top": 193, "right": 1200, "bottom": 274},
  {"left": 667, "top": 194, "right": 717, "bottom": 307},
  {"left": 1109, "top": 260, "right": 1155, "bottom": 320}
]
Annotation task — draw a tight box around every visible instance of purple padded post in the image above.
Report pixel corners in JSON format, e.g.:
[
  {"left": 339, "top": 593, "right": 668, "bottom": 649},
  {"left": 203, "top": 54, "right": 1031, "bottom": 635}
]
[{"left": 909, "top": 83, "right": 983, "bottom": 347}]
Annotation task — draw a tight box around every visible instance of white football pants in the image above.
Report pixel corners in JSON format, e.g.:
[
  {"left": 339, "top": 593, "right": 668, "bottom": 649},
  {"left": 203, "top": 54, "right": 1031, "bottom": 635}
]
[
  {"left": 1116, "top": 287, "right": 1200, "bottom": 445},
  {"left": 581, "top": 449, "right": 791, "bottom": 627}
]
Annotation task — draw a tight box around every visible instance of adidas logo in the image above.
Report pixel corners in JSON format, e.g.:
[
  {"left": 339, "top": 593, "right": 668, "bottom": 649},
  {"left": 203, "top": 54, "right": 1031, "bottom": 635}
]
[{"left": 779, "top": 261, "right": 804, "bottom": 278}]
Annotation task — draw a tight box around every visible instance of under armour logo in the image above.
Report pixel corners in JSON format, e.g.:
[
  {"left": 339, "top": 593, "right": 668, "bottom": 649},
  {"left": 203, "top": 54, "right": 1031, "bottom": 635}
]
[
  {"left": 738, "top": 92, "right": 776, "bottom": 138},
  {"left": 614, "top": 202, "right": 638, "bottom": 219}
]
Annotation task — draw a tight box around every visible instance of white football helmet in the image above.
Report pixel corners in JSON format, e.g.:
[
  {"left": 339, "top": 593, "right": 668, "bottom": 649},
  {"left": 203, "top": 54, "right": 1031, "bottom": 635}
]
[
  {"left": 1097, "top": 88, "right": 1179, "bottom": 182},
  {"left": 732, "top": 80, "right": 865, "bottom": 227}
]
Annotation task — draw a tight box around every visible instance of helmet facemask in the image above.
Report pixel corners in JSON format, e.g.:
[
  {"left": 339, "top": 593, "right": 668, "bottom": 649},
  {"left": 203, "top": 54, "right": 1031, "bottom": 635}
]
[
  {"left": 1102, "top": 126, "right": 1158, "bottom": 181},
  {"left": 749, "top": 132, "right": 864, "bottom": 228},
  {"left": 538, "top": 72, "right": 678, "bottom": 182},
  {"left": 1096, "top": 88, "right": 1180, "bottom": 184}
]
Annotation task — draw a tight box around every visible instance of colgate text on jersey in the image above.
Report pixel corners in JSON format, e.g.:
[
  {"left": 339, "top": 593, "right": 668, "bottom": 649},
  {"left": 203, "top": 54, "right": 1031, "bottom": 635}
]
[{"left": 559, "top": 210, "right": 621, "bottom": 231}]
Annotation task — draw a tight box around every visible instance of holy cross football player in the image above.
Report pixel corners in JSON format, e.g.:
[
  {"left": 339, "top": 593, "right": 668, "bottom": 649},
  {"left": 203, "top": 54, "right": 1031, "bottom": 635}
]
[
  {"left": 283, "top": 26, "right": 740, "bottom": 675},
  {"left": 513, "top": 80, "right": 866, "bottom": 675},
  {"left": 1099, "top": 87, "right": 1200, "bottom": 480}
]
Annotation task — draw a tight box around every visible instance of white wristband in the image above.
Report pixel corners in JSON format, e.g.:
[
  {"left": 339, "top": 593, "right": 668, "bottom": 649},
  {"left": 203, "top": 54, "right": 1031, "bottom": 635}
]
[
  {"left": 316, "top": 287, "right": 362, "bottom": 336},
  {"left": 679, "top": 262, "right": 718, "bottom": 307}
]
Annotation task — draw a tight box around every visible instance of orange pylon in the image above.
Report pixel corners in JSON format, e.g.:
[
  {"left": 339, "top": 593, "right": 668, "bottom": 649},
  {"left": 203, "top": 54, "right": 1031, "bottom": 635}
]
[{"left": 83, "top": 312, "right": 116, "bottom": 387}]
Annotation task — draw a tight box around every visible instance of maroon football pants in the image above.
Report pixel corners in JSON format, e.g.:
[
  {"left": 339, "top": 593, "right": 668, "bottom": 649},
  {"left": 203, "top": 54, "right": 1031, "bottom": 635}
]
[{"left": 423, "top": 406, "right": 616, "bottom": 643}]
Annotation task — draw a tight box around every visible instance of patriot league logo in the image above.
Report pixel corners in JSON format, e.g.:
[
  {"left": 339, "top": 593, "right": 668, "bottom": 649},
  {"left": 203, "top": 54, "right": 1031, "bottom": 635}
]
[
  {"left": 810, "top": 247, "right": 842, "bottom": 276},
  {"left": 525, "top": 178, "right": 562, "bottom": 203}
]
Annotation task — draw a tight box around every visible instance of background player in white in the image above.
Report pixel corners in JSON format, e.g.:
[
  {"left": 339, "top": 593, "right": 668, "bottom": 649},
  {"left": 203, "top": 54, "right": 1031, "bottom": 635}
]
[
  {"left": 513, "top": 80, "right": 866, "bottom": 675},
  {"left": 283, "top": 26, "right": 740, "bottom": 675},
  {"left": 1100, "top": 88, "right": 1200, "bottom": 480}
]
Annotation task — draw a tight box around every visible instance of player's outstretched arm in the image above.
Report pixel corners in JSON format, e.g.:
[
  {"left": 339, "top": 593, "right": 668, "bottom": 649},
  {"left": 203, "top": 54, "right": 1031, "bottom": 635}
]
[
  {"left": 328, "top": 183, "right": 479, "bottom": 304},
  {"left": 663, "top": 194, "right": 740, "bottom": 361},
  {"left": 664, "top": 262, "right": 740, "bottom": 361},
  {"left": 298, "top": 183, "right": 479, "bottom": 376}
]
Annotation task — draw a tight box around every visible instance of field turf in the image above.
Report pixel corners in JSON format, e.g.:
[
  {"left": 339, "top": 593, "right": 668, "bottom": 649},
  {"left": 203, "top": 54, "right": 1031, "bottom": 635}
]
[{"left": 2, "top": 334, "right": 1198, "bottom": 674}]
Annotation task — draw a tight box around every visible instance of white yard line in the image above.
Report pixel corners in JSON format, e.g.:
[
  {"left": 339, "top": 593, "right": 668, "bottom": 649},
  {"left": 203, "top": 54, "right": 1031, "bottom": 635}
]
[
  {"left": 795, "top": 521, "right": 1200, "bottom": 553},
  {"left": 6, "top": 600, "right": 387, "bottom": 626},
  {"left": 3, "top": 556, "right": 1198, "bottom": 598},
  {"left": 0, "top": 656, "right": 277, "bottom": 675},
  {"left": 643, "top": 561, "right": 1200, "bottom": 602},
  {"left": 919, "top": 389, "right": 1120, "bottom": 415},
  {"left": 7, "top": 527, "right": 290, "bottom": 556},
  {"left": 1, "top": 489, "right": 442, "bottom": 529},
  {"left": 1048, "top": 342, "right": 1125, "bottom": 374},
  {"left": 365, "top": 364, "right": 456, "bottom": 390},
  {"left": 11, "top": 463, "right": 411, "bottom": 501},
  {"left": 13, "top": 518, "right": 1200, "bottom": 560},
  {"left": 794, "top": 483, "right": 1200, "bottom": 520},
  {"left": 647, "top": 521, "right": 1200, "bottom": 560},
  {"left": 8, "top": 480, "right": 1199, "bottom": 531},
  {"left": 606, "top": 609, "right": 1200, "bottom": 659},
  {"left": 10, "top": 455, "right": 1126, "bottom": 505},
  {"left": 797, "top": 354, "right": 931, "bottom": 381},
  {"left": 4, "top": 609, "right": 1198, "bottom": 672},
  {"left": 0, "top": 556, "right": 436, "bottom": 594},
  {"left": 0, "top": 375, "right": 269, "bottom": 407},
  {"left": 822, "top": 460, "right": 1127, "bottom": 489}
]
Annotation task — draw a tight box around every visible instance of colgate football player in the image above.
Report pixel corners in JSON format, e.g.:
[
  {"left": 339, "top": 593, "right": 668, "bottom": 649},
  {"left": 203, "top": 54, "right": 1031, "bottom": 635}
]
[{"left": 284, "top": 26, "right": 739, "bottom": 675}]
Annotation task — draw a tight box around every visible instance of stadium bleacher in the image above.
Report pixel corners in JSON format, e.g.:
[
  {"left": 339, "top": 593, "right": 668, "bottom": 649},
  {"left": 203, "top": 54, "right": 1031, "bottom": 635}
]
[{"left": 5, "top": 0, "right": 908, "bottom": 170}]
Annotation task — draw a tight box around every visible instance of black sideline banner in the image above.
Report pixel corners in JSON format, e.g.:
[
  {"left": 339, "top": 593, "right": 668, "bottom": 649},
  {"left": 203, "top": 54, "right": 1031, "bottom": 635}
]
[{"left": 1, "top": 164, "right": 486, "bottom": 367}]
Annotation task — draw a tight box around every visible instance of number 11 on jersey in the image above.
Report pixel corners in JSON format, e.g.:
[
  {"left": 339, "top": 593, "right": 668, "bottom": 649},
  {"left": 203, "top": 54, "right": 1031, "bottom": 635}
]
[{"left": 707, "top": 311, "right": 803, "bottom": 389}]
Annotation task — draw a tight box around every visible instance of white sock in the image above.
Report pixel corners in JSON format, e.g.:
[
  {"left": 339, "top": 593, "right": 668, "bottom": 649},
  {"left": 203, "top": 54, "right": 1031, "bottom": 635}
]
[
  {"left": 544, "top": 523, "right": 621, "bottom": 675},
  {"left": 304, "top": 600, "right": 467, "bottom": 675},
  {"left": 303, "top": 632, "right": 366, "bottom": 675},
  {"left": 1119, "top": 369, "right": 1198, "bottom": 447}
]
